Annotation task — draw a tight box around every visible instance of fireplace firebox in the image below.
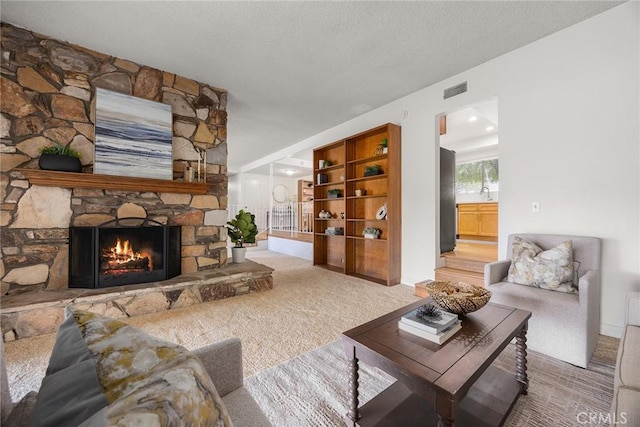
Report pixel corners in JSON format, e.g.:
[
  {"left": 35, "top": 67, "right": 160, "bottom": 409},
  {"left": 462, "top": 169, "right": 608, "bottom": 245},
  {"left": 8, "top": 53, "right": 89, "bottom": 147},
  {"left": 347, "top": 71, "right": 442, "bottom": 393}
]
[{"left": 69, "top": 218, "right": 181, "bottom": 288}]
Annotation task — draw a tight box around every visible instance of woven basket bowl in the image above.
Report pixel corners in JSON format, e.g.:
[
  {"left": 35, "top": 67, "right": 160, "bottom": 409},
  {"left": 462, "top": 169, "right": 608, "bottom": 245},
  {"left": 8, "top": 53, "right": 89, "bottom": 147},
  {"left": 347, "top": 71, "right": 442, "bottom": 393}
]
[{"left": 424, "top": 281, "right": 492, "bottom": 315}]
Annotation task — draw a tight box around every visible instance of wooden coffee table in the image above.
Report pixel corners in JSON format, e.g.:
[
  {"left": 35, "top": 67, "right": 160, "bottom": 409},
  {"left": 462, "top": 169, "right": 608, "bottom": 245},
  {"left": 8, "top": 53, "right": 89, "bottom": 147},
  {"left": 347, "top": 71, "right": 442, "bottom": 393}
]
[{"left": 341, "top": 299, "right": 531, "bottom": 427}]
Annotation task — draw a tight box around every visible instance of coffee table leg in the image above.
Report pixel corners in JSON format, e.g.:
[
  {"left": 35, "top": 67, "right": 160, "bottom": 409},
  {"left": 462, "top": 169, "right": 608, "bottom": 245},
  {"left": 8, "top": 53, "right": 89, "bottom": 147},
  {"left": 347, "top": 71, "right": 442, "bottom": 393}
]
[
  {"left": 435, "top": 394, "right": 455, "bottom": 427},
  {"left": 515, "top": 322, "right": 529, "bottom": 395},
  {"left": 346, "top": 346, "right": 360, "bottom": 425}
]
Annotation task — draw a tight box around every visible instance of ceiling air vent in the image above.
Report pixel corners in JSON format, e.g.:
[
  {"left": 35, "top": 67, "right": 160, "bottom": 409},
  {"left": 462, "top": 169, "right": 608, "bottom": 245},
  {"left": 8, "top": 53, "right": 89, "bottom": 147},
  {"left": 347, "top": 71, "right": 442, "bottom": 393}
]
[{"left": 443, "top": 82, "right": 467, "bottom": 99}]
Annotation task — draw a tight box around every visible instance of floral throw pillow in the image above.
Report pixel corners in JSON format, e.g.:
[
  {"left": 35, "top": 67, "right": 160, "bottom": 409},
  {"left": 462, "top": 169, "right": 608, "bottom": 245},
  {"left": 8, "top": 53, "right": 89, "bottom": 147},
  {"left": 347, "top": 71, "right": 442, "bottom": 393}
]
[
  {"left": 506, "top": 236, "right": 576, "bottom": 293},
  {"left": 29, "top": 307, "right": 232, "bottom": 427}
]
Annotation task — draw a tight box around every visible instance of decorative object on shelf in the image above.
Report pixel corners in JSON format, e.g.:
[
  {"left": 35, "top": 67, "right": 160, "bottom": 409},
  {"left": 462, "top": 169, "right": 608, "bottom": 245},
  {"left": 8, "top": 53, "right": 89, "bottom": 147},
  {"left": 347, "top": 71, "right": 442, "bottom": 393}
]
[
  {"left": 376, "top": 203, "right": 387, "bottom": 220},
  {"left": 319, "top": 160, "right": 332, "bottom": 169},
  {"left": 195, "top": 148, "right": 207, "bottom": 182},
  {"left": 226, "top": 209, "right": 258, "bottom": 263},
  {"left": 94, "top": 88, "right": 173, "bottom": 180},
  {"left": 319, "top": 210, "right": 332, "bottom": 219},
  {"left": 325, "top": 226, "right": 344, "bottom": 235},
  {"left": 363, "top": 227, "right": 381, "bottom": 239},
  {"left": 424, "top": 281, "right": 492, "bottom": 315},
  {"left": 340, "top": 174, "right": 345, "bottom": 181},
  {"left": 38, "top": 143, "right": 82, "bottom": 172},
  {"left": 340, "top": 212, "right": 345, "bottom": 219},
  {"left": 327, "top": 189, "right": 342, "bottom": 198},
  {"left": 184, "top": 164, "right": 195, "bottom": 182},
  {"left": 354, "top": 189, "right": 366, "bottom": 197},
  {"left": 375, "top": 138, "right": 388, "bottom": 155},
  {"left": 317, "top": 173, "right": 328, "bottom": 185},
  {"left": 364, "top": 164, "right": 383, "bottom": 176}
]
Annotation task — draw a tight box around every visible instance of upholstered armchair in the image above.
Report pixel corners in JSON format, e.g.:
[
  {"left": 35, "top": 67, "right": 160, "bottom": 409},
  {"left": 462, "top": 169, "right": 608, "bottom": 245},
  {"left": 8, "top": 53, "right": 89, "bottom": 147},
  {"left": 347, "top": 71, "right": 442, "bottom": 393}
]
[{"left": 484, "top": 234, "right": 601, "bottom": 368}]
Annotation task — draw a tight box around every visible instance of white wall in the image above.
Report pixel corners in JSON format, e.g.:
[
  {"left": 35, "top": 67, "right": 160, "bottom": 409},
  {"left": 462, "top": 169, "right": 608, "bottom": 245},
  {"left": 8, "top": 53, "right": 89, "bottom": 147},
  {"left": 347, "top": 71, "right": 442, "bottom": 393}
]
[
  {"left": 267, "top": 3, "right": 639, "bottom": 337},
  {"left": 228, "top": 173, "right": 299, "bottom": 209}
]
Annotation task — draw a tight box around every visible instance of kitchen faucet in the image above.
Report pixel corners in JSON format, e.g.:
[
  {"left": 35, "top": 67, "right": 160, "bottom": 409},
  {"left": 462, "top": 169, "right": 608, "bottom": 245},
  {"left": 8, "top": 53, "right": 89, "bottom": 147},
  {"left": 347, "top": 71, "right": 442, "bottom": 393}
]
[{"left": 480, "top": 186, "right": 491, "bottom": 200}]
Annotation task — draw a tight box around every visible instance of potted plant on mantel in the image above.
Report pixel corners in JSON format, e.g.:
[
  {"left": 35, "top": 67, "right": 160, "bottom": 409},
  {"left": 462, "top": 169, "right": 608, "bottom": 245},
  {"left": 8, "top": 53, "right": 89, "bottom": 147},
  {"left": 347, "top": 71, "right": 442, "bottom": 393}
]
[
  {"left": 39, "top": 143, "right": 82, "bottom": 172},
  {"left": 226, "top": 209, "right": 258, "bottom": 263}
]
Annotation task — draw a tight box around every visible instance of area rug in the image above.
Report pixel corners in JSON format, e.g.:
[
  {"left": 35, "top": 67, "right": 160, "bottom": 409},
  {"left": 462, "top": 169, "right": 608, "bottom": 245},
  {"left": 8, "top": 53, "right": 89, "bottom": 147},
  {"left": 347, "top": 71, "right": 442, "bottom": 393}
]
[{"left": 245, "top": 340, "right": 614, "bottom": 427}]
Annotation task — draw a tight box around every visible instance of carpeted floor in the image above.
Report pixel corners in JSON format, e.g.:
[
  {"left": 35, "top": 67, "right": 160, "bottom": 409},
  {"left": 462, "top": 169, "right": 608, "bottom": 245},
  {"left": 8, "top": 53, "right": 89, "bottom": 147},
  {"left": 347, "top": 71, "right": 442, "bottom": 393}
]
[
  {"left": 246, "top": 340, "right": 615, "bottom": 427},
  {"left": 4, "top": 250, "right": 420, "bottom": 400},
  {"left": 4, "top": 250, "right": 619, "bottom": 426}
]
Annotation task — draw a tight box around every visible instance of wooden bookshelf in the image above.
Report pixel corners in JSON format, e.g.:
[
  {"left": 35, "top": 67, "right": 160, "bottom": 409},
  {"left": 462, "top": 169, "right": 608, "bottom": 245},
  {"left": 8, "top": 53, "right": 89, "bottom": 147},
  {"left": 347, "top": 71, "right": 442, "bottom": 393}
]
[{"left": 312, "top": 123, "right": 401, "bottom": 286}]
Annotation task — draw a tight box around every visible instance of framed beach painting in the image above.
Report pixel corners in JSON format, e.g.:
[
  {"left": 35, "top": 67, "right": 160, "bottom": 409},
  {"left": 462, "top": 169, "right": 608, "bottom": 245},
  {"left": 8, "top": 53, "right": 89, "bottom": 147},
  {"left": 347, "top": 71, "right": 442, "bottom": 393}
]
[{"left": 94, "top": 88, "right": 173, "bottom": 180}]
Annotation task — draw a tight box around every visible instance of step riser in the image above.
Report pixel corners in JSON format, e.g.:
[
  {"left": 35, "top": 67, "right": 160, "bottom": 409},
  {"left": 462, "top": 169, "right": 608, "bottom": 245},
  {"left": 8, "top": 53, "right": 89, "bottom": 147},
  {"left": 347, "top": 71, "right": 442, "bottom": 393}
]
[
  {"left": 435, "top": 270, "right": 484, "bottom": 287},
  {"left": 443, "top": 257, "right": 486, "bottom": 273}
]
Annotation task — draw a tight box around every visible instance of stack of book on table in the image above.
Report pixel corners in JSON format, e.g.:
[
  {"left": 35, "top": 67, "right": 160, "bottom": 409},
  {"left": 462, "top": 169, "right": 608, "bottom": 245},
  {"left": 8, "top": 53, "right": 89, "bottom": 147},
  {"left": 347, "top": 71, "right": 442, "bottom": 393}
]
[{"left": 398, "top": 306, "right": 461, "bottom": 344}]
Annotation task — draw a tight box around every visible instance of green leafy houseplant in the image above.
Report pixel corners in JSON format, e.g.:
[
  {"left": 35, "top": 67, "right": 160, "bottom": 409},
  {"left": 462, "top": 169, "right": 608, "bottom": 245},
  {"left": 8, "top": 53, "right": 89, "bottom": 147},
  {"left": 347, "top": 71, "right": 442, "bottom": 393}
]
[
  {"left": 364, "top": 164, "right": 382, "bottom": 176},
  {"left": 363, "top": 227, "right": 381, "bottom": 239},
  {"left": 38, "top": 143, "right": 82, "bottom": 172},
  {"left": 40, "top": 143, "right": 81, "bottom": 158},
  {"left": 226, "top": 210, "right": 258, "bottom": 248},
  {"left": 327, "top": 189, "right": 342, "bottom": 198},
  {"left": 380, "top": 138, "right": 388, "bottom": 149}
]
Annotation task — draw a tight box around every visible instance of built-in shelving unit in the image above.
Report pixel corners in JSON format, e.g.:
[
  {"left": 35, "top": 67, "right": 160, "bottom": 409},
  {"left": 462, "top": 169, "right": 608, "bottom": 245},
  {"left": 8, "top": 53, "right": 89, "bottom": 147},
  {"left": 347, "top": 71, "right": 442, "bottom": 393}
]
[
  {"left": 16, "top": 169, "right": 212, "bottom": 195},
  {"left": 312, "top": 123, "right": 401, "bottom": 286}
]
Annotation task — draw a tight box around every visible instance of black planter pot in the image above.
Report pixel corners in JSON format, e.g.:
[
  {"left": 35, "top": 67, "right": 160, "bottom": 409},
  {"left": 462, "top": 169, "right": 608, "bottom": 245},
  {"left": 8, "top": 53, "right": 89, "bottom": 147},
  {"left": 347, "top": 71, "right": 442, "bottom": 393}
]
[{"left": 38, "top": 154, "right": 82, "bottom": 172}]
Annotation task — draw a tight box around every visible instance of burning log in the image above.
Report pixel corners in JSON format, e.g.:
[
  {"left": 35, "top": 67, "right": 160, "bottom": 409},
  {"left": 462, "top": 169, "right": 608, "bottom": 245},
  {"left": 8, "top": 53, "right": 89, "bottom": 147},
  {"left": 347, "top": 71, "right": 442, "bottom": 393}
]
[{"left": 101, "top": 257, "right": 150, "bottom": 272}]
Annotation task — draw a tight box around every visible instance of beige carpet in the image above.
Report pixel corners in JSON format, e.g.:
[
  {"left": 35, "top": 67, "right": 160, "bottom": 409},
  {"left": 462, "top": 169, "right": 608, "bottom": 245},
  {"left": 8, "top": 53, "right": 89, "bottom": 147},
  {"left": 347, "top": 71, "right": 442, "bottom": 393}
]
[
  {"left": 245, "top": 339, "right": 615, "bottom": 427},
  {"left": 4, "top": 250, "right": 420, "bottom": 401},
  {"left": 4, "top": 250, "right": 618, "bottom": 426}
]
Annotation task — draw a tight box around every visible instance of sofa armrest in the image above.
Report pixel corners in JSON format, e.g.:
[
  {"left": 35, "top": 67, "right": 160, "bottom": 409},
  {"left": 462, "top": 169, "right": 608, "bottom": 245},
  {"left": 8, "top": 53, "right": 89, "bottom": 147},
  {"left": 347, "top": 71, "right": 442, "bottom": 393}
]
[
  {"left": 191, "top": 337, "right": 244, "bottom": 397},
  {"left": 626, "top": 292, "right": 640, "bottom": 326},
  {"left": 484, "top": 260, "right": 511, "bottom": 286}
]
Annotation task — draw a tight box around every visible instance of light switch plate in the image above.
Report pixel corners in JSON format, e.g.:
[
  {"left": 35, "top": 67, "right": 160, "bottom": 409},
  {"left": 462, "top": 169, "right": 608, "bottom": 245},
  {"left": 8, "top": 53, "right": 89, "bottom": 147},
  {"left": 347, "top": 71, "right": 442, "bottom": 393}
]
[{"left": 531, "top": 201, "right": 540, "bottom": 213}]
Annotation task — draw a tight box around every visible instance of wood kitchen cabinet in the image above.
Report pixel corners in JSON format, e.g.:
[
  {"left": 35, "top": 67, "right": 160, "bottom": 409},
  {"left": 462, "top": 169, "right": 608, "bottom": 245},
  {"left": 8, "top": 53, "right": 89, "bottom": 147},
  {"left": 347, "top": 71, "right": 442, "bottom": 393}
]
[{"left": 457, "top": 202, "right": 498, "bottom": 242}]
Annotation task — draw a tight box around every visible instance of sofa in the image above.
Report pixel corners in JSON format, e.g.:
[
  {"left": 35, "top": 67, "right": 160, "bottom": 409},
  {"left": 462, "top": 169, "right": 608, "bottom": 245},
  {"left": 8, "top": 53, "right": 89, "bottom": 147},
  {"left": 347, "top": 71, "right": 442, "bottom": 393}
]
[
  {"left": 1, "top": 308, "right": 271, "bottom": 426},
  {"left": 484, "top": 233, "right": 601, "bottom": 368},
  {"left": 611, "top": 292, "right": 640, "bottom": 426}
]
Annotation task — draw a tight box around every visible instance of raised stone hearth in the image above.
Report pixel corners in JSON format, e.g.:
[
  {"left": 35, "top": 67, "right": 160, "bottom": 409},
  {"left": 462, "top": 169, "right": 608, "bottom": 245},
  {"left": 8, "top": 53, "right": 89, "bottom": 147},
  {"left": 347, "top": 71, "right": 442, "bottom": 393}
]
[{"left": 1, "top": 260, "right": 273, "bottom": 342}]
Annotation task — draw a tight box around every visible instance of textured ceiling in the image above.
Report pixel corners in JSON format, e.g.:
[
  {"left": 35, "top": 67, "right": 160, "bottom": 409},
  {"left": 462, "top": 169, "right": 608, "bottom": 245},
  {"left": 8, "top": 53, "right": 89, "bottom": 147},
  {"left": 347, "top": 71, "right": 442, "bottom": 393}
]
[{"left": 1, "top": 1, "right": 622, "bottom": 176}]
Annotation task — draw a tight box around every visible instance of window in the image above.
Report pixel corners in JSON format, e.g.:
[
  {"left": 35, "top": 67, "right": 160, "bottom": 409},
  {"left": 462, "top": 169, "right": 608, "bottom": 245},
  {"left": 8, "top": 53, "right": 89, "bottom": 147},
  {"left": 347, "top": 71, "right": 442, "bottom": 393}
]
[{"left": 456, "top": 158, "right": 499, "bottom": 195}]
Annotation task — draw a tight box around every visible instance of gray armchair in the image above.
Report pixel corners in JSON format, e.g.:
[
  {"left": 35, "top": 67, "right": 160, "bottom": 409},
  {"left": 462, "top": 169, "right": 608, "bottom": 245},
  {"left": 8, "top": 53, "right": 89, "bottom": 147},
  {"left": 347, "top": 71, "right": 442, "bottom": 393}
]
[{"left": 484, "top": 234, "right": 601, "bottom": 368}]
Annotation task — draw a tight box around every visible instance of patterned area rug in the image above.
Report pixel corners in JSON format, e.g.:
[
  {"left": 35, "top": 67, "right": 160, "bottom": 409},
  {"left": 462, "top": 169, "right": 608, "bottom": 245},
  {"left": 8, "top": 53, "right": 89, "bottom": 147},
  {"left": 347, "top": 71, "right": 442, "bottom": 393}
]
[{"left": 246, "top": 340, "right": 614, "bottom": 427}]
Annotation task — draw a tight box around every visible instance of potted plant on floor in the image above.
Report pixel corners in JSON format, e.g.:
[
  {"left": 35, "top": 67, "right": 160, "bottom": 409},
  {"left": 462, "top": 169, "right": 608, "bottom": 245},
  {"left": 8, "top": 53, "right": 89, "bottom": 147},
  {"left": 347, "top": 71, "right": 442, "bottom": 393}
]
[
  {"left": 39, "top": 143, "right": 82, "bottom": 172},
  {"left": 226, "top": 209, "right": 258, "bottom": 263}
]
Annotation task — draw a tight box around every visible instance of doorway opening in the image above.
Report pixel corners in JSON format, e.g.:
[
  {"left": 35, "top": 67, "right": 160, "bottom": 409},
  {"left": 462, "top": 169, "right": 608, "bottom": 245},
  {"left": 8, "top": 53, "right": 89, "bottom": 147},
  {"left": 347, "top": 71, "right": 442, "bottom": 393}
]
[{"left": 435, "top": 97, "right": 499, "bottom": 286}]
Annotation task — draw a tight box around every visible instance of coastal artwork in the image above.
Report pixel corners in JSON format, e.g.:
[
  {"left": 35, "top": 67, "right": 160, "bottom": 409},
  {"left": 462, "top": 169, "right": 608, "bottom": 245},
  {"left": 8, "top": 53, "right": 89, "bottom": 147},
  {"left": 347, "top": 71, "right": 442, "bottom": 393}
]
[{"left": 94, "top": 88, "right": 173, "bottom": 180}]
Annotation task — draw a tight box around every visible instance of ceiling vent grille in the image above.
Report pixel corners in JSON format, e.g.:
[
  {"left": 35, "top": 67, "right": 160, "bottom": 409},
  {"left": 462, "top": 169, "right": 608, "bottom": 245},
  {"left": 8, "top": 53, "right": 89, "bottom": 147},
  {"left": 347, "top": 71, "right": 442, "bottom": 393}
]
[{"left": 443, "top": 82, "right": 467, "bottom": 99}]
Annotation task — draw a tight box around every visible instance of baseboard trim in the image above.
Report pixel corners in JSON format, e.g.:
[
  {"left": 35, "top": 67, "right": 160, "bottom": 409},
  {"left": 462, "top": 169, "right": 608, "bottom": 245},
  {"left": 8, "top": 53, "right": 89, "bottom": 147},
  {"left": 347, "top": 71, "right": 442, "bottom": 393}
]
[{"left": 600, "top": 322, "right": 623, "bottom": 339}]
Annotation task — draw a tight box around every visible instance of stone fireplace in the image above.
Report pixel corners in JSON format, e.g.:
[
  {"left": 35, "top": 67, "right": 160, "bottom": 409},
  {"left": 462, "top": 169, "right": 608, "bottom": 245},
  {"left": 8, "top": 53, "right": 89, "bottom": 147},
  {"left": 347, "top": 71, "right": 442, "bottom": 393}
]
[{"left": 0, "top": 22, "right": 274, "bottom": 342}]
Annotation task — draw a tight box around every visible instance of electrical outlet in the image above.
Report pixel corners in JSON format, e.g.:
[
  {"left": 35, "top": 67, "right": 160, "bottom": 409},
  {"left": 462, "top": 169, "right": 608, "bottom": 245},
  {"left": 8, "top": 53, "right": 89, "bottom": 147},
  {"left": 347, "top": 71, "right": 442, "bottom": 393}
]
[{"left": 531, "top": 201, "right": 540, "bottom": 213}]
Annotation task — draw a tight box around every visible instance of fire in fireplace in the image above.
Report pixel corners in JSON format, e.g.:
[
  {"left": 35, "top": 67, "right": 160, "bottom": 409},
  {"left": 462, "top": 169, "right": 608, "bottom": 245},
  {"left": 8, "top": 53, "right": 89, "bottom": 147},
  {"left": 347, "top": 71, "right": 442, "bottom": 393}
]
[{"left": 69, "top": 218, "right": 181, "bottom": 289}]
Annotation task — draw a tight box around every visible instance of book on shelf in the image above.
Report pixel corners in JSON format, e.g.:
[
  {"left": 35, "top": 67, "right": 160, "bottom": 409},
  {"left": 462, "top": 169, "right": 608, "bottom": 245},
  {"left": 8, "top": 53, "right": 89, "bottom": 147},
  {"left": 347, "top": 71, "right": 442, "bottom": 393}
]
[
  {"left": 400, "top": 307, "right": 458, "bottom": 334},
  {"left": 398, "top": 320, "right": 462, "bottom": 344}
]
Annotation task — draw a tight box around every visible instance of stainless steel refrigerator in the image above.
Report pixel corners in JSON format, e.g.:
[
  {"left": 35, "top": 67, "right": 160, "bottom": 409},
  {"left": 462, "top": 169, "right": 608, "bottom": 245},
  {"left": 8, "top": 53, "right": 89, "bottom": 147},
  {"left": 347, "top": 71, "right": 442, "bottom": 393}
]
[{"left": 440, "top": 147, "right": 456, "bottom": 253}]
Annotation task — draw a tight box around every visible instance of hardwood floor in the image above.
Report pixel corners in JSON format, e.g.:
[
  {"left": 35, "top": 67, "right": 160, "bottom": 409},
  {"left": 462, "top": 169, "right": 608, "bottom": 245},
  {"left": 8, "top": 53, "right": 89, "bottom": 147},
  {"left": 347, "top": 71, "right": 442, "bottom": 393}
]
[{"left": 446, "top": 241, "right": 498, "bottom": 263}]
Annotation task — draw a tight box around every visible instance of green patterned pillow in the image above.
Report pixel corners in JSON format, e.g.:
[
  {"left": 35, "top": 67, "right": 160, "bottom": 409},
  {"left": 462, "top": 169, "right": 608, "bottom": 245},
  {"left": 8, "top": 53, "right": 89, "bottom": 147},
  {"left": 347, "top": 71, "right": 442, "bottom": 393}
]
[
  {"left": 29, "top": 307, "right": 232, "bottom": 427},
  {"left": 506, "top": 236, "right": 576, "bottom": 293}
]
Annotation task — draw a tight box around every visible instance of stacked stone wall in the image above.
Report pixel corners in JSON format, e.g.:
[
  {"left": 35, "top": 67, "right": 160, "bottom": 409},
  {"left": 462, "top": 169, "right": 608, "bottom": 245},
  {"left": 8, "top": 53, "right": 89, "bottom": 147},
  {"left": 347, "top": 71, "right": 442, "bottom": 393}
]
[{"left": 0, "top": 22, "right": 229, "bottom": 296}]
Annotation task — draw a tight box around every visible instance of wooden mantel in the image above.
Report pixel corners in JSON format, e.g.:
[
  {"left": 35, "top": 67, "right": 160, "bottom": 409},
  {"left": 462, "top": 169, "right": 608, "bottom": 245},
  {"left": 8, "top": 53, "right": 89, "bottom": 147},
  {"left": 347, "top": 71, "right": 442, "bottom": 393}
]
[{"left": 16, "top": 169, "right": 212, "bottom": 195}]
